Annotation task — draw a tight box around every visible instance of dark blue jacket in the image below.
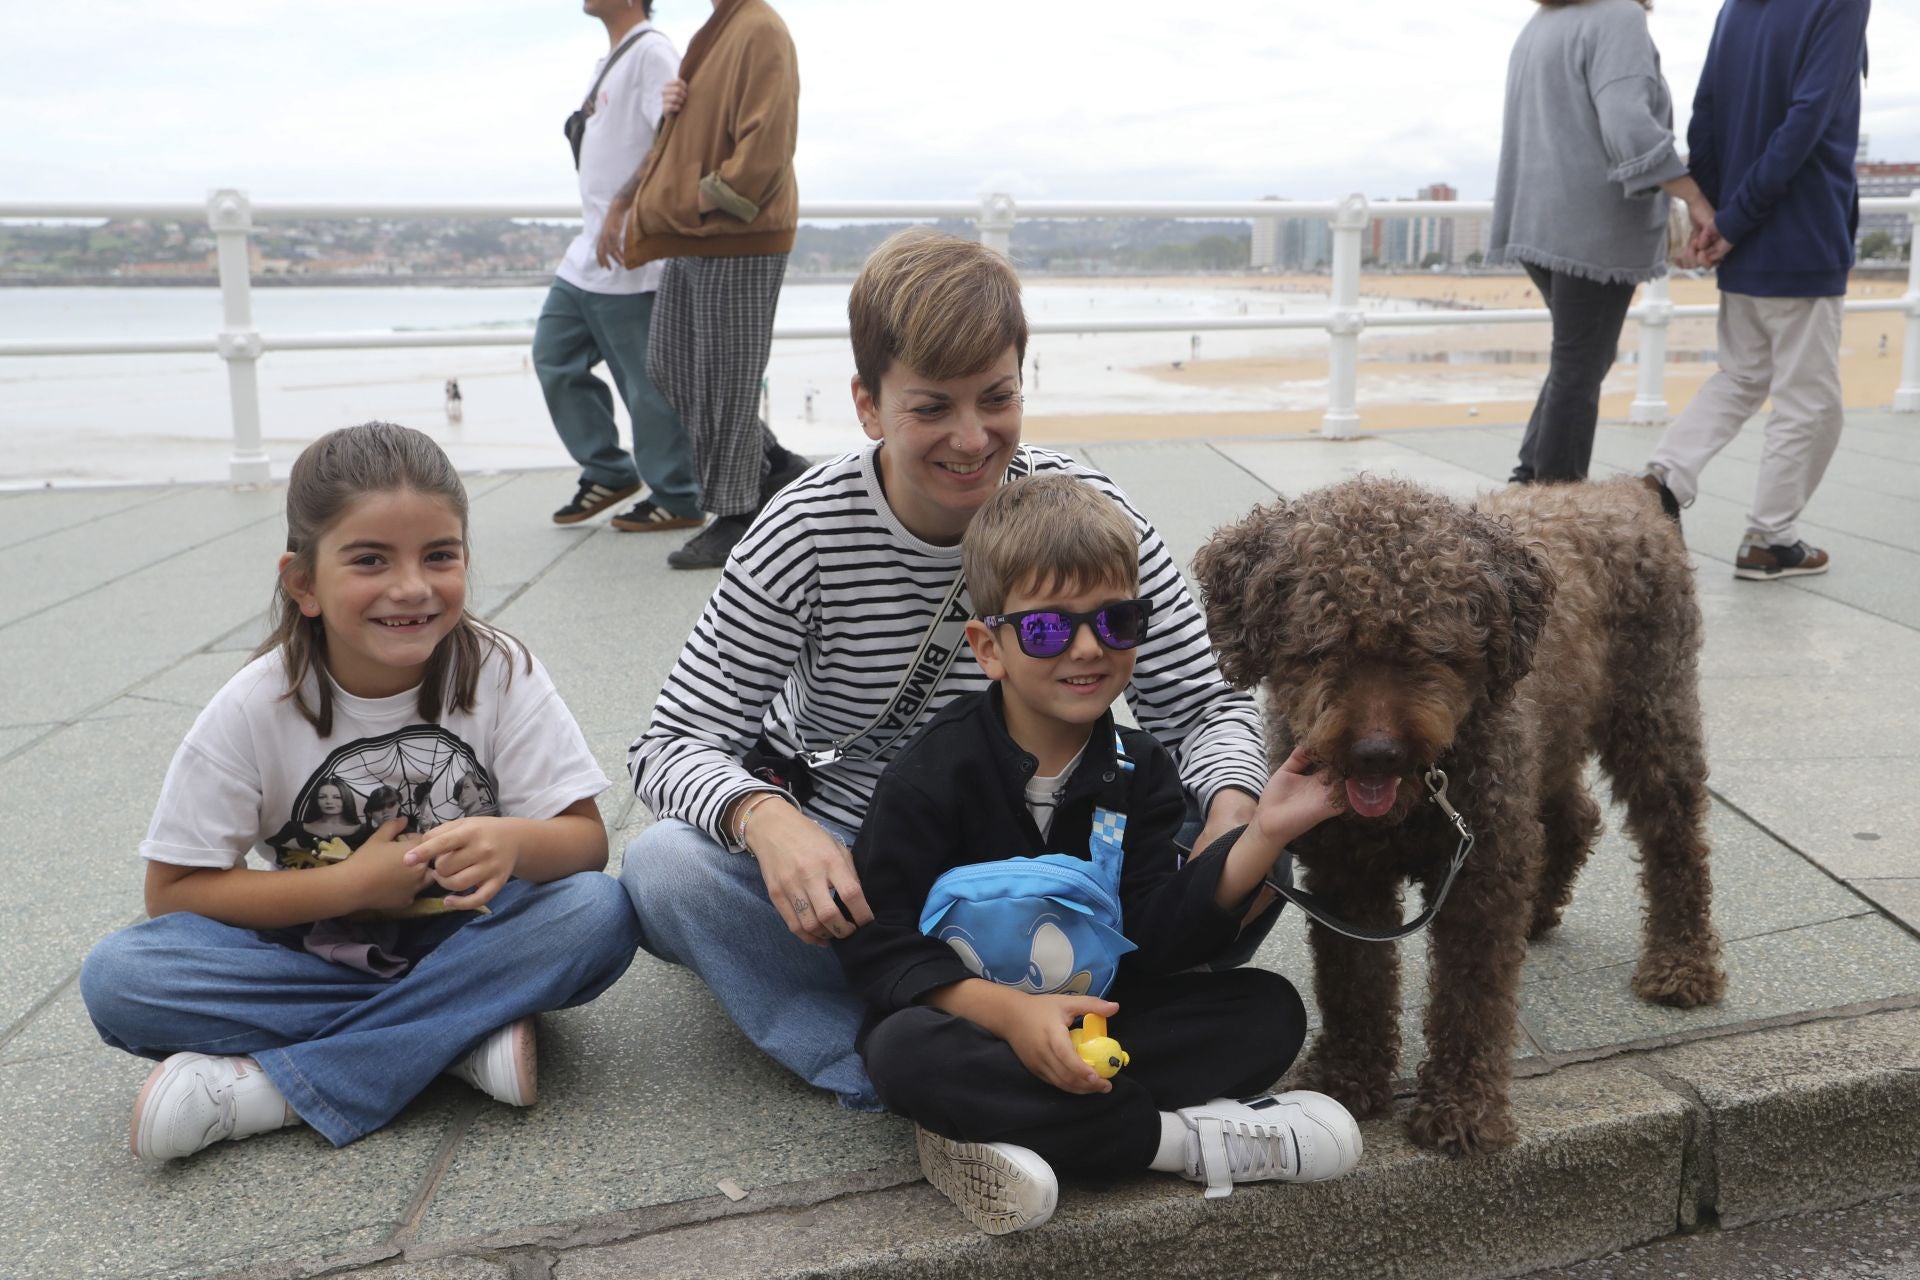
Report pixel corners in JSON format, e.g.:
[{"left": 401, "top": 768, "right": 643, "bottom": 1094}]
[{"left": 1689, "top": 0, "right": 1869, "bottom": 297}]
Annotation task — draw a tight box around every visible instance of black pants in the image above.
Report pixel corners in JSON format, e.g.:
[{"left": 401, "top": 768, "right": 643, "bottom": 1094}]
[
  {"left": 1511, "top": 262, "right": 1638, "bottom": 484},
  {"left": 862, "top": 968, "right": 1306, "bottom": 1175}
]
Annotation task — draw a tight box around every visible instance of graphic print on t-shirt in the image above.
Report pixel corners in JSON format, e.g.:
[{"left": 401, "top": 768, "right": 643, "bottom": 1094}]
[{"left": 266, "top": 725, "right": 500, "bottom": 913}]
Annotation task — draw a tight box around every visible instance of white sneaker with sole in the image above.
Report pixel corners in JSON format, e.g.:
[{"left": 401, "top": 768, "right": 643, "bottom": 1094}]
[
  {"left": 130, "top": 1053, "right": 297, "bottom": 1160},
  {"left": 915, "top": 1124, "right": 1058, "bottom": 1235},
  {"left": 1176, "top": 1091, "right": 1362, "bottom": 1198},
  {"left": 445, "top": 1016, "right": 537, "bottom": 1106}
]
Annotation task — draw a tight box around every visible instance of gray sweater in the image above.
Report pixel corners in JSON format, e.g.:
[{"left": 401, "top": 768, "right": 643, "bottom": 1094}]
[{"left": 1488, "top": 0, "right": 1687, "bottom": 285}]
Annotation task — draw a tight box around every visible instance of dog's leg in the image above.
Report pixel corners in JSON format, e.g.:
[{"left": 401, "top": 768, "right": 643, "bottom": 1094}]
[
  {"left": 1409, "top": 830, "right": 1533, "bottom": 1156},
  {"left": 1529, "top": 761, "right": 1601, "bottom": 939},
  {"left": 1298, "top": 881, "right": 1403, "bottom": 1120}
]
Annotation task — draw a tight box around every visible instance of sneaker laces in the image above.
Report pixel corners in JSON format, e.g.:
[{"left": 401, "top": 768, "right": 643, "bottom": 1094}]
[{"left": 1188, "top": 1113, "right": 1299, "bottom": 1198}]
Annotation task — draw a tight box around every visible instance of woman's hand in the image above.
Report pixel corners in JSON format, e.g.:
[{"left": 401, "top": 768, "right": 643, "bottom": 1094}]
[
  {"left": 661, "top": 77, "right": 687, "bottom": 116},
  {"left": 1001, "top": 995, "right": 1120, "bottom": 1095},
  {"left": 742, "top": 798, "right": 873, "bottom": 945},
  {"left": 404, "top": 817, "right": 518, "bottom": 911},
  {"left": 347, "top": 818, "right": 438, "bottom": 913}
]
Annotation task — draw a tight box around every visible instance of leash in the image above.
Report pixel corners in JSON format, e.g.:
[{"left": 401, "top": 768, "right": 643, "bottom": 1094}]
[{"left": 1219, "top": 766, "right": 1476, "bottom": 944}]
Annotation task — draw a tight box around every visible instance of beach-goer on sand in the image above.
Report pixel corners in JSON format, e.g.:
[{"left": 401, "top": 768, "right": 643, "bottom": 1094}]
[
  {"left": 1489, "top": 0, "right": 1715, "bottom": 484},
  {"left": 623, "top": 229, "right": 1276, "bottom": 1111},
  {"left": 602, "top": 0, "right": 811, "bottom": 569},
  {"left": 836, "top": 475, "right": 1360, "bottom": 1235},
  {"left": 79, "top": 422, "right": 638, "bottom": 1160},
  {"left": 1644, "top": 0, "right": 1869, "bottom": 581},
  {"left": 538, "top": 0, "right": 703, "bottom": 535}
]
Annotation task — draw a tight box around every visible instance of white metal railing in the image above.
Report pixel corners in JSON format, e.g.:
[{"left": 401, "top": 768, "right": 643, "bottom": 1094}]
[{"left": 3, "top": 192, "right": 1917, "bottom": 483}]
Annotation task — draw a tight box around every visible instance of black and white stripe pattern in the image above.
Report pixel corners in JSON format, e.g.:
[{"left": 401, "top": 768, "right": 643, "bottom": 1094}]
[
  {"left": 629, "top": 444, "right": 1269, "bottom": 842},
  {"left": 645, "top": 253, "right": 788, "bottom": 517}
]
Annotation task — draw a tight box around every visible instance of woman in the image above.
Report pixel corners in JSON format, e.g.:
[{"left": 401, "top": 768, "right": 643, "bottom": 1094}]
[
  {"left": 621, "top": 229, "right": 1273, "bottom": 1111},
  {"left": 1488, "top": 0, "right": 1714, "bottom": 484}
]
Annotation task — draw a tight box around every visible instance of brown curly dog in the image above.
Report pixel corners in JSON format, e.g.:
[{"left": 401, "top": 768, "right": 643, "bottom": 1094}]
[{"left": 1194, "top": 474, "right": 1726, "bottom": 1156}]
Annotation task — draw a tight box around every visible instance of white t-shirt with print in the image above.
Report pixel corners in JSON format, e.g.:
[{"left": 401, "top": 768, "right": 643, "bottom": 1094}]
[
  {"left": 142, "top": 646, "right": 609, "bottom": 872},
  {"left": 555, "top": 22, "right": 679, "bottom": 297}
]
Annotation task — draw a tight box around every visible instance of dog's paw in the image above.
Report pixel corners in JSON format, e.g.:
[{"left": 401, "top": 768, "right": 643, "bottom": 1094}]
[
  {"left": 1299, "top": 1049, "right": 1395, "bottom": 1119},
  {"left": 1632, "top": 948, "right": 1727, "bottom": 1008},
  {"left": 1526, "top": 907, "right": 1565, "bottom": 941},
  {"left": 1407, "top": 1093, "right": 1519, "bottom": 1157}
]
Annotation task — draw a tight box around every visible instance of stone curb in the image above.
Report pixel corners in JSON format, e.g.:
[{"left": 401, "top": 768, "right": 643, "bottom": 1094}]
[{"left": 322, "top": 1007, "right": 1920, "bottom": 1280}]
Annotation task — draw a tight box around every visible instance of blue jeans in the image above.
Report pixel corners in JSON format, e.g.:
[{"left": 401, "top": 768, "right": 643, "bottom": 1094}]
[
  {"left": 79, "top": 874, "right": 640, "bottom": 1146},
  {"left": 533, "top": 280, "right": 700, "bottom": 516},
  {"left": 619, "top": 818, "right": 882, "bottom": 1112}
]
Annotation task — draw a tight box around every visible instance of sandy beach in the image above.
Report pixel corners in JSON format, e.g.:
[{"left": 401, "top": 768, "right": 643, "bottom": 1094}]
[{"left": 1022, "top": 271, "right": 1911, "bottom": 445}]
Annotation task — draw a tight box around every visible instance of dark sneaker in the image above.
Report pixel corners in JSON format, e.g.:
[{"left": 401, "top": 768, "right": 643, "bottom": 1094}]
[
  {"left": 761, "top": 446, "right": 813, "bottom": 505},
  {"left": 1640, "top": 471, "right": 1682, "bottom": 525},
  {"left": 1734, "top": 538, "right": 1829, "bottom": 581},
  {"left": 667, "top": 514, "right": 751, "bottom": 570},
  {"left": 609, "top": 499, "right": 705, "bottom": 533},
  {"left": 553, "top": 479, "right": 640, "bottom": 525}
]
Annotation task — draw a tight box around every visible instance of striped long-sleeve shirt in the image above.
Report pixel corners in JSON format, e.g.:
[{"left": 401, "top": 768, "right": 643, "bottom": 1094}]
[{"left": 629, "top": 443, "right": 1269, "bottom": 843}]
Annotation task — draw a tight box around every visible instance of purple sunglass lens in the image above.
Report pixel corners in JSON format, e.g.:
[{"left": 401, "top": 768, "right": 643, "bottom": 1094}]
[
  {"left": 1093, "top": 603, "right": 1147, "bottom": 648},
  {"left": 1018, "top": 613, "right": 1075, "bottom": 657}
]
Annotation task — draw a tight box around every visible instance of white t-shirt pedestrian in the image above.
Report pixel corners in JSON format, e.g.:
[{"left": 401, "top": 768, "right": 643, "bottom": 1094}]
[{"left": 556, "top": 22, "right": 679, "bottom": 297}]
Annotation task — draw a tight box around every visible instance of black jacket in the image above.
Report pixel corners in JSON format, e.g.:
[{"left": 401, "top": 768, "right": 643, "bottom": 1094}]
[{"left": 834, "top": 688, "right": 1249, "bottom": 1040}]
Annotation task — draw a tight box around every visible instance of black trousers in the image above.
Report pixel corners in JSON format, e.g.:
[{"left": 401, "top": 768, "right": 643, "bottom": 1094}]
[
  {"left": 1511, "top": 262, "right": 1639, "bottom": 484},
  {"left": 862, "top": 968, "right": 1306, "bottom": 1175}
]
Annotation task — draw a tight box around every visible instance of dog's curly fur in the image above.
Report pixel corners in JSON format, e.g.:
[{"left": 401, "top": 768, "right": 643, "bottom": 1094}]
[{"left": 1194, "top": 475, "right": 1726, "bottom": 1156}]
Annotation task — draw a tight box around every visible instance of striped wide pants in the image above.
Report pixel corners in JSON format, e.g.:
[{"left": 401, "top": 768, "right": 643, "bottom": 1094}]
[{"left": 646, "top": 253, "right": 787, "bottom": 517}]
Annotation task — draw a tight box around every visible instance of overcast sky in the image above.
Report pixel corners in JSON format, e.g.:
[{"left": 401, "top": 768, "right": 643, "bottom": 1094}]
[{"left": 5, "top": 0, "right": 1916, "bottom": 214}]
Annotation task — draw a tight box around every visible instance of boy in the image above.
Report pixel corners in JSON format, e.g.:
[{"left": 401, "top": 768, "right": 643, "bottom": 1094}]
[{"left": 834, "top": 475, "right": 1361, "bottom": 1235}]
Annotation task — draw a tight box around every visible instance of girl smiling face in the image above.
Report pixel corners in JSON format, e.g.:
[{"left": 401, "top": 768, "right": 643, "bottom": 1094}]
[{"left": 853, "top": 345, "right": 1023, "bottom": 546}]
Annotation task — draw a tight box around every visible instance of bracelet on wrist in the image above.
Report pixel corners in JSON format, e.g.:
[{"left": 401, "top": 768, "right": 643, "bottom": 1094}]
[{"left": 733, "top": 791, "right": 787, "bottom": 854}]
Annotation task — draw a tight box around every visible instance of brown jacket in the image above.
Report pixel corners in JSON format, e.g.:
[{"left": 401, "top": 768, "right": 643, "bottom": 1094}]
[{"left": 621, "top": 0, "right": 799, "bottom": 266}]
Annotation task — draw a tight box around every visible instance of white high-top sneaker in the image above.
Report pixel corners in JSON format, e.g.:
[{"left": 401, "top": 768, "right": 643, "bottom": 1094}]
[
  {"left": 1175, "top": 1091, "right": 1362, "bottom": 1198},
  {"left": 444, "top": 1016, "right": 538, "bottom": 1107},
  {"left": 915, "top": 1125, "right": 1058, "bottom": 1235},
  {"left": 130, "top": 1053, "right": 299, "bottom": 1160}
]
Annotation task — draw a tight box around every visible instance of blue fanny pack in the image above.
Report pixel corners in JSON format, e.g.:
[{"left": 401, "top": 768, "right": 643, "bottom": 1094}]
[{"left": 918, "top": 731, "right": 1136, "bottom": 998}]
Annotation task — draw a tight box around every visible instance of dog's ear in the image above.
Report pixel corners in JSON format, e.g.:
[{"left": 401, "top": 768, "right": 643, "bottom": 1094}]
[
  {"left": 1474, "top": 512, "right": 1556, "bottom": 696},
  {"left": 1192, "top": 501, "right": 1299, "bottom": 689}
]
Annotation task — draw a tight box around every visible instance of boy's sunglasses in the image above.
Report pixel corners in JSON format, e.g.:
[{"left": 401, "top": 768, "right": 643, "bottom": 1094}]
[{"left": 980, "top": 598, "right": 1154, "bottom": 659}]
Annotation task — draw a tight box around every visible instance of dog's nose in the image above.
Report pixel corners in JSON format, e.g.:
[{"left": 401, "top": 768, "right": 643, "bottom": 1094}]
[{"left": 1350, "top": 736, "right": 1407, "bottom": 774}]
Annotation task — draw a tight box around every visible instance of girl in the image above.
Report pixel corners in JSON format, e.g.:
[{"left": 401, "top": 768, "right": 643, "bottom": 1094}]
[{"left": 80, "top": 422, "right": 639, "bottom": 1160}]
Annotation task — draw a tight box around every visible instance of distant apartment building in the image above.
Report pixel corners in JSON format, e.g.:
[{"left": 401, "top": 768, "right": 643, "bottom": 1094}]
[
  {"left": 1250, "top": 195, "right": 1332, "bottom": 271},
  {"left": 1857, "top": 148, "right": 1918, "bottom": 252}
]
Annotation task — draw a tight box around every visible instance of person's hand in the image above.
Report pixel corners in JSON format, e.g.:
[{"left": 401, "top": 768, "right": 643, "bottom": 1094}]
[
  {"left": 1253, "top": 745, "right": 1342, "bottom": 845},
  {"left": 404, "top": 817, "right": 517, "bottom": 911},
  {"left": 1002, "top": 994, "right": 1120, "bottom": 1095},
  {"left": 661, "top": 78, "right": 687, "bottom": 116},
  {"left": 344, "top": 818, "right": 436, "bottom": 913},
  {"left": 1692, "top": 217, "right": 1732, "bottom": 268},
  {"left": 595, "top": 196, "right": 630, "bottom": 269},
  {"left": 745, "top": 800, "right": 873, "bottom": 945}
]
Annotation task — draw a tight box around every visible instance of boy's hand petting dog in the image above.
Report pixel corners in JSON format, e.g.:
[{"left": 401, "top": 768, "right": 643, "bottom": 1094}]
[
  {"left": 1003, "top": 994, "right": 1121, "bottom": 1095},
  {"left": 1254, "top": 745, "right": 1344, "bottom": 844},
  {"left": 404, "top": 818, "right": 518, "bottom": 911},
  {"left": 346, "top": 818, "right": 437, "bottom": 913}
]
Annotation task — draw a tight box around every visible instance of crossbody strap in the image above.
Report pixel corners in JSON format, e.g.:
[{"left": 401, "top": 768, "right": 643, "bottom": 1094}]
[
  {"left": 580, "top": 28, "right": 655, "bottom": 116},
  {"left": 799, "top": 446, "right": 1036, "bottom": 768}
]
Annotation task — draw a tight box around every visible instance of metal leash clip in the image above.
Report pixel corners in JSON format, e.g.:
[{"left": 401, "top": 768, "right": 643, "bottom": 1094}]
[{"left": 1423, "top": 765, "right": 1475, "bottom": 874}]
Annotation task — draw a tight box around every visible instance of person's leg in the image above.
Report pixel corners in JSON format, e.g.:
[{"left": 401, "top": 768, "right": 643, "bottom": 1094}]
[
  {"left": 688, "top": 253, "right": 787, "bottom": 519},
  {"left": 584, "top": 289, "right": 702, "bottom": 520},
  {"left": 1527, "top": 271, "right": 1637, "bottom": 483},
  {"left": 1648, "top": 292, "right": 1774, "bottom": 506},
  {"left": 1511, "top": 263, "right": 1558, "bottom": 484},
  {"left": 1112, "top": 968, "right": 1307, "bottom": 1109},
  {"left": 646, "top": 258, "right": 702, "bottom": 473},
  {"left": 534, "top": 280, "right": 640, "bottom": 493},
  {"left": 618, "top": 818, "right": 880, "bottom": 1110},
  {"left": 1745, "top": 295, "right": 1845, "bottom": 546}
]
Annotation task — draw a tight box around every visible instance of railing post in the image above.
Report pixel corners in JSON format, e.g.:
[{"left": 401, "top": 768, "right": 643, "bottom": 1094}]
[
  {"left": 208, "top": 188, "right": 271, "bottom": 485},
  {"left": 1895, "top": 197, "right": 1920, "bottom": 413},
  {"left": 1629, "top": 273, "right": 1672, "bottom": 425},
  {"left": 1321, "top": 193, "right": 1368, "bottom": 440},
  {"left": 978, "top": 193, "right": 1016, "bottom": 258}
]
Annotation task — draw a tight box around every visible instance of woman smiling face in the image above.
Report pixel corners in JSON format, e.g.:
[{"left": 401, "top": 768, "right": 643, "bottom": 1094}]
[{"left": 853, "top": 344, "right": 1023, "bottom": 546}]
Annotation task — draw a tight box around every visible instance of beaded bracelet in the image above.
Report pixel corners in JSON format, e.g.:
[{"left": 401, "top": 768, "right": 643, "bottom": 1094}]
[{"left": 733, "top": 791, "right": 787, "bottom": 855}]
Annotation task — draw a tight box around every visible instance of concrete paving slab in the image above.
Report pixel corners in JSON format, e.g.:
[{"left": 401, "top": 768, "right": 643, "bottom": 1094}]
[
  {"left": 0, "top": 892, "right": 138, "bottom": 1037},
  {"left": 1217, "top": 435, "right": 1498, "bottom": 500},
  {"left": 1076, "top": 439, "right": 1281, "bottom": 569},
  {"left": 0, "top": 1047, "right": 455, "bottom": 1280},
  {"left": 1647, "top": 1007, "right": 1920, "bottom": 1229},
  {"left": 411, "top": 959, "right": 910, "bottom": 1248},
  {"left": 1706, "top": 758, "right": 1920, "bottom": 882},
  {"left": 1840, "top": 415, "right": 1920, "bottom": 467},
  {"left": 1523, "top": 914, "right": 1920, "bottom": 1055},
  {"left": 1702, "top": 678, "right": 1920, "bottom": 762},
  {"left": 1384, "top": 421, "right": 1539, "bottom": 481},
  {"left": 0, "top": 485, "right": 173, "bottom": 551},
  {"left": 1846, "top": 878, "right": 1920, "bottom": 931},
  {"left": 1692, "top": 569, "right": 1920, "bottom": 678},
  {"left": 554, "top": 1060, "right": 1690, "bottom": 1280},
  {"left": 0, "top": 985, "right": 109, "bottom": 1067},
  {"left": 117, "top": 651, "right": 256, "bottom": 712},
  {"left": 206, "top": 610, "right": 271, "bottom": 655},
  {"left": 0, "top": 722, "right": 52, "bottom": 761}
]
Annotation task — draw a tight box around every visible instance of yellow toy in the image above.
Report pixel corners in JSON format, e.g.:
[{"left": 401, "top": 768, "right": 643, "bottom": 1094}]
[{"left": 1071, "top": 1013, "right": 1129, "bottom": 1078}]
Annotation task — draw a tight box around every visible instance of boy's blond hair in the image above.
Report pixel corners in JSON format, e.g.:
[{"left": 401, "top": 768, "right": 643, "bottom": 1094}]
[
  {"left": 963, "top": 475, "right": 1140, "bottom": 617},
  {"left": 849, "top": 227, "right": 1028, "bottom": 396}
]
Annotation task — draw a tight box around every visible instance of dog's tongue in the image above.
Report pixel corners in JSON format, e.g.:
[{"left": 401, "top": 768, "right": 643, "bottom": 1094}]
[{"left": 1346, "top": 775, "right": 1400, "bottom": 819}]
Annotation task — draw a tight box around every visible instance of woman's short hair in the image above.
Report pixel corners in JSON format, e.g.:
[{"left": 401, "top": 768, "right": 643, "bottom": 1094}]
[
  {"left": 848, "top": 227, "right": 1028, "bottom": 396},
  {"left": 963, "top": 475, "right": 1140, "bottom": 618}
]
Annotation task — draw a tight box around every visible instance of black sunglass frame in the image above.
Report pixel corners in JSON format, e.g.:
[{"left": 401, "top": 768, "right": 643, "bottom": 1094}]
[{"left": 979, "top": 597, "right": 1154, "bottom": 659}]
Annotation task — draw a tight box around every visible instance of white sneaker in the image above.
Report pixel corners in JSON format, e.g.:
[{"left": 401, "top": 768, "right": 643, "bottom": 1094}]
[
  {"left": 915, "top": 1124, "right": 1058, "bottom": 1235},
  {"left": 1175, "top": 1092, "right": 1362, "bottom": 1198},
  {"left": 130, "top": 1053, "right": 297, "bottom": 1160},
  {"left": 445, "top": 1016, "right": 537, "bottom": 1107}
]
